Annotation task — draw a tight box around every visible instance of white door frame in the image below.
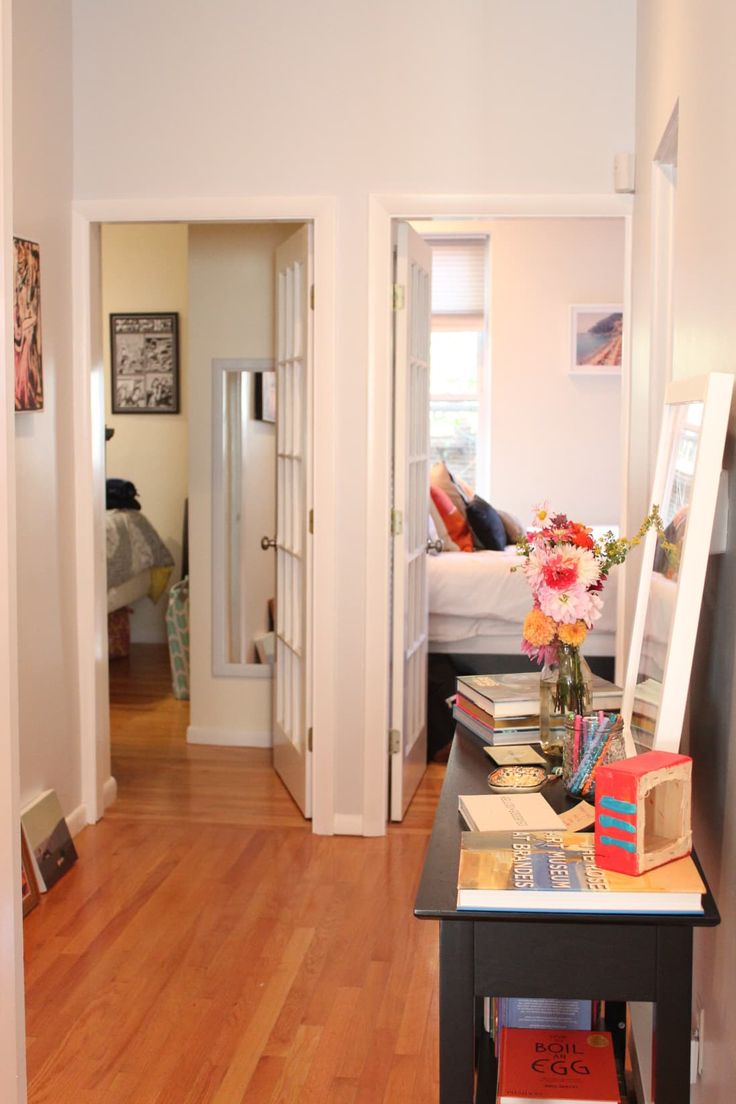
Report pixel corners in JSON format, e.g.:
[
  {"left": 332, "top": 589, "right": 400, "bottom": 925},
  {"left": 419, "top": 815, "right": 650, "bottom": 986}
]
[
  {"left": 0, "top": 0, "right": 28, "bottom": 1094},
  {"left": 71, "top": 196, "right": 337, "bottom": 835},
  {"left": 364, "top": 193, "right": 634, "bottom": 835}
]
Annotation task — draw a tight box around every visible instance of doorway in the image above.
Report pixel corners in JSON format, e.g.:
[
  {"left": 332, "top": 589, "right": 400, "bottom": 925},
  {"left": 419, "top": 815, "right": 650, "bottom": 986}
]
[
  {"left": 71, "top": 198, "right": 338, "bottom": 835},
  {"left": 368, "top": 198, "right": 635, "bottom": 825}
]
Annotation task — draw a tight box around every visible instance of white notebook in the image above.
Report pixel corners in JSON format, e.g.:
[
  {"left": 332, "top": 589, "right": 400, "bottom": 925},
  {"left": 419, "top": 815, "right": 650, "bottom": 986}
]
[{"left": 458, "top": 791, "right": 563, "bottom": 833}]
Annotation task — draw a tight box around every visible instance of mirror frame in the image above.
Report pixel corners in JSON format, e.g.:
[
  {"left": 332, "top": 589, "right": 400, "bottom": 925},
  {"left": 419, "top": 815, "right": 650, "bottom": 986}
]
[
  {"left": 211, "top": 357, "right": 275, "bottom": 679},
  {"left": 621, "top": 372, "right": 733, "bottom": 755}
]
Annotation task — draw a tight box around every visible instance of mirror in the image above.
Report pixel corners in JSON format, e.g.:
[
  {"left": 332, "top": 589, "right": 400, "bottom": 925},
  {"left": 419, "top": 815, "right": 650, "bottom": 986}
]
[
  {"left": 211, "top": 357, "right": 275, "bottom": 678},
  {"left": 622, "top": 373, "right": 733, "bottom": 755}
]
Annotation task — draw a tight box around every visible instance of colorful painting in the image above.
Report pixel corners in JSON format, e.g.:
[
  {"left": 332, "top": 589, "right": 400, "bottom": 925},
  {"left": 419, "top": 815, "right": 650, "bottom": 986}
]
[
  {"left": 110, "top": 313, "right": 180, "bottom": 413},
  {"left": 14, "top": 237, "right": 43, "bottom": 411},
  {"left": 571, "top": 305, "right": 623, "bottom": 375}
]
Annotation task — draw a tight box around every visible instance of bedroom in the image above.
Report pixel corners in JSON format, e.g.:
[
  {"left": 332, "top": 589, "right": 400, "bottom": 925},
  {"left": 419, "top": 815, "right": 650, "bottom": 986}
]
[
  {"left": 100, "top": 220, "right": 309, "bottom": 810},
  {"left": 389, "top": 216, "right": 626, "bottom": 796}
]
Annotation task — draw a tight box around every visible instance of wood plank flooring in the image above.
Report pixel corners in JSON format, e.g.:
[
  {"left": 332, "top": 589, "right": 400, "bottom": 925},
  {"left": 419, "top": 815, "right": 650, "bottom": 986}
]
[{"left": 24, "top": 645, "right": 445, "bottom": 1103}]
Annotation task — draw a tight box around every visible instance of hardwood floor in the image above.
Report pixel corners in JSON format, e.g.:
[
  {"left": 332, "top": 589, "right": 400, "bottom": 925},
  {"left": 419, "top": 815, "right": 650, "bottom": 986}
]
[{"left": 24, "top": 644, "right": 445, "bottom": 1103}]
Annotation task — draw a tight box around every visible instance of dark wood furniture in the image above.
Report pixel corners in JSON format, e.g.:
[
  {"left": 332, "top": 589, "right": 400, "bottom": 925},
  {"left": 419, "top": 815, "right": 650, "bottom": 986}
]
[{"left": 414, "top": 725, "right": 720, "bottom": 1104}]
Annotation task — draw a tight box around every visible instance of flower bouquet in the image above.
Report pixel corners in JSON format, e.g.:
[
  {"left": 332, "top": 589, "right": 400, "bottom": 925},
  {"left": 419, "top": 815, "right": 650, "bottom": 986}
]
[{"left": 516, "top": 502, "right": 664, "bottom": 753}]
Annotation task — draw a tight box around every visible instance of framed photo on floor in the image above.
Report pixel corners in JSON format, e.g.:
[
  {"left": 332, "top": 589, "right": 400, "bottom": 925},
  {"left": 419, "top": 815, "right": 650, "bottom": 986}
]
[
  {"left": 110, "top": 312, "right": 180, "bottom": 413},
  {"left": 21, "top": 831, "right": 39, "bottom": 917}
]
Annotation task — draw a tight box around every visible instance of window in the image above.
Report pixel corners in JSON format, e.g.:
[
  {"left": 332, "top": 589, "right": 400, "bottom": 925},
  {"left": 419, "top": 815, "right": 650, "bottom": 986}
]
[{"left": 427, "top": 237, "right": 489, "bottom": 493}]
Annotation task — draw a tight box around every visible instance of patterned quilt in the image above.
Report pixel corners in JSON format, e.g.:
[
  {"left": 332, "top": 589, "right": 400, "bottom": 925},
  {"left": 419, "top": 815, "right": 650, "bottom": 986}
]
[{"left": 106, "top": 510, "right": 174, "bottom": 589}]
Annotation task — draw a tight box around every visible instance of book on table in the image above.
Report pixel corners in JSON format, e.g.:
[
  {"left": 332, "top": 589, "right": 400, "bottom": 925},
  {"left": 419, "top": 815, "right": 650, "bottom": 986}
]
[
  {"left": 458, "top": 792, "right": 563, "bottom": 833},
  {"left": 496, "top": 1027, "right": 620, "bottom": 1103},
  {"left": 456, "top": 672, "right": 622, "bottom": 719},
  {"left": 457, "top": 830, "right": 705, "bottom": 913},
  {"left": 452, "top": 704, "right": 542, "bottom": 747}
]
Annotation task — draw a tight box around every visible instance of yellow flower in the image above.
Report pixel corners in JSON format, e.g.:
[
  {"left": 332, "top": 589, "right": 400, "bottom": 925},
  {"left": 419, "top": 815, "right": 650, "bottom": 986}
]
[
  {"left": 558, "top": 620, "right": 588, "bottom": 646},
  {"left": 523, "top": 609, "right": 557, "bottom": 646}
]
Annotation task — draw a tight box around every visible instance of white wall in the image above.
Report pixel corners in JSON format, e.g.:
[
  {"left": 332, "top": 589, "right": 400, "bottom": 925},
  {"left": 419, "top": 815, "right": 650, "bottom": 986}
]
[
  {"left": 101, "top": 223, "right": 189, "bottom": 643},
  {"left": 14, "top": 1, "right": 79, "bottom": 820},
  {"left": 632, "top": 4, "right": 736, "bottom": 1102},
  {"left": 72, "top": 0, "right": 637, "bottom": 824},
  {"left": 490, "top": 218, "right": 624, "bottom": 526},
  {"left": 188, "top": 222, "right": 296, "bottom": 743}
]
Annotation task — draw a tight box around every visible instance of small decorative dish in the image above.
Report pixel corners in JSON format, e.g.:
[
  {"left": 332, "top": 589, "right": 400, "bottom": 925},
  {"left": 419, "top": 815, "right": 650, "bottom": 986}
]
[{"left": 487, "top": 765, "right": 549, "bottom": 793}]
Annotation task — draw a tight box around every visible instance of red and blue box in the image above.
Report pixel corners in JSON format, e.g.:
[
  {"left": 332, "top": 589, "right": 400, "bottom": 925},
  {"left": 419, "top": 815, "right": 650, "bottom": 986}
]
[{"left": 594, "top": 750, "right": 692, "bottom": 875}]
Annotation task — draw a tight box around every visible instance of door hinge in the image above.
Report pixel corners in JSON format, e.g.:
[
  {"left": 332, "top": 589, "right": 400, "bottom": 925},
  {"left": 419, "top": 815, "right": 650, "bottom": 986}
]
[
  {"left": 391, "top": 508, "right": 403, "bottom": 536},
  {"left": 392, "top": 283, "right": 406, "bottom": 311},
  {"left": 307, "top": 727, "right": 313, "bottom": 752},
  {"left": 308, "top": 508, "right": 314, "bottom": 534},
  {"left": 389, "top": 729, "right": 401, "bottom": 754},
  {"left": 309, "top": 284, "right": 315, "bottom": 310}
]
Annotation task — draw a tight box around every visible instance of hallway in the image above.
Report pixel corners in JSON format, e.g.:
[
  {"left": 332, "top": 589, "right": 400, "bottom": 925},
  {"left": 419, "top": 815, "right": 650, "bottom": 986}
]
[{"left": 24, "top": 645, "right": 445, "bottom": 1103}]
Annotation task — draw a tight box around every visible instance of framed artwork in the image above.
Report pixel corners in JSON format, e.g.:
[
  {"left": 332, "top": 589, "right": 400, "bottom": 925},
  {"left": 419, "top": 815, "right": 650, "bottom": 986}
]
[
  {"left": 621, "top": 373, "right": 734, "bottom": 755},
  {"left": 21, "top": 831, "right": 39, "bottom": 917},
  {"left": 110, "top": 312, "right": 180, "bottom": 413},
  {"left": 570, "top": 304, "right": 623, "bottom": 375},
  {"left": 13, "top": 237, "right": 43, "bottom": 411},
  {"left": 255, "top": 370, "right": 276, "bottom": 423}
]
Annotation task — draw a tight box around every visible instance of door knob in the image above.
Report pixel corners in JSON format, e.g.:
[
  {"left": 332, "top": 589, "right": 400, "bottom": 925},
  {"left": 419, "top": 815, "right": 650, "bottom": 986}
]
[
  {"left": 426, "top": 538, "right": 443, "bottom": 554},
  {"left": 261, "top": 535, "right": 277, "bottom": 550}
]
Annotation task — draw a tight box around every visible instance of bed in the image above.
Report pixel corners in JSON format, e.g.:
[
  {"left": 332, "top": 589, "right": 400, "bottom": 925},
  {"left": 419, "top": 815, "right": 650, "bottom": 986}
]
[
  {"left": 427, "top": 547, "right": 618, "bottom": 658},
  {"left": 106, "top": 510, "right": 174, "bottom": 614}
]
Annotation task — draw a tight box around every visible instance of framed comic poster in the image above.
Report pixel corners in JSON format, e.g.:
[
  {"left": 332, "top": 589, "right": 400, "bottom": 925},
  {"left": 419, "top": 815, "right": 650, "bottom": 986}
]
[
  {"left": 14, "top": 237, "right": 43, "bottom": 411},
  {"left": 110, "top": 312, "right": 180, "bottom": 413}
]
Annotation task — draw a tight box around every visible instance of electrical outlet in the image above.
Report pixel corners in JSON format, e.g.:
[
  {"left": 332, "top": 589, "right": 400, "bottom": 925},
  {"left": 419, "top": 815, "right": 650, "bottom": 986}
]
[{"left": 697, "top": 1006, "right": 705, "bottom": 1077}]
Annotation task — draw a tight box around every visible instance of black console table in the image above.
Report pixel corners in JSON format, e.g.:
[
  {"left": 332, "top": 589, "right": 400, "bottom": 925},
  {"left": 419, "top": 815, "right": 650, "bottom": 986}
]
[{"left": 414, "top": 726, "right": 720, "bottom": 1104}]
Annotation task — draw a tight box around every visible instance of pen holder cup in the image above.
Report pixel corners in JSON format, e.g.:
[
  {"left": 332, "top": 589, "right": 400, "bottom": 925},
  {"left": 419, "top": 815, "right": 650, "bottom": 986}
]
[{"left": 562, "top": 713, "right": 626, "bottom": 798}]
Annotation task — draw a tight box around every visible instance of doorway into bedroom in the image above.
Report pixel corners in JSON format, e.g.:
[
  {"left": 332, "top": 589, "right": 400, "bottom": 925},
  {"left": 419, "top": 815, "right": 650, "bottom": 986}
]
[
  {"left": 100, "top": 219, "right": 314, "bottom": 818},
  {"left": 389, "top": 215, "right": 627, "bottom": 817}
]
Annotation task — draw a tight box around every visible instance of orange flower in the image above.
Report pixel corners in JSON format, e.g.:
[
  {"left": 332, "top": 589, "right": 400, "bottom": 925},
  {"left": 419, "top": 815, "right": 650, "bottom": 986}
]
[
  {"left": 523, "top": 609, "right": 557, "bottom": 646},
  {"left": 558, "top": 620, "right": 588, "bottom": 646}
]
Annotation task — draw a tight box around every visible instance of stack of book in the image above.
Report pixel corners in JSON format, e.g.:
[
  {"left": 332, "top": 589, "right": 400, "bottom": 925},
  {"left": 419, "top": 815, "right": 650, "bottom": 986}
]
[{"left": 453, "top": 671, "right": 622, "bottom": 747}]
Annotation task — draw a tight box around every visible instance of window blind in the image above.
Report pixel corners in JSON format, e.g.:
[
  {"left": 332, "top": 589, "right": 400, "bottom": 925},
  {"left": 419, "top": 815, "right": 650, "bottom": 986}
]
[{"left": 429, "top": 237, "right": 487, "bottom": 317}]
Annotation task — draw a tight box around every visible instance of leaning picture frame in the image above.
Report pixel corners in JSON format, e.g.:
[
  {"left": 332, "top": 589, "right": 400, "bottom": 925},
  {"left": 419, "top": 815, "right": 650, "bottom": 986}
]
[
  {"left": 21, "top": 830, "right": 39, "bottom": 917},
  {"left": 110, "top": 312, "right": 180, "bottom": 414},
  {"left": 570, "top": 304, "right": 623, "bottom": 375},
  {"left": 621, "top": 373, "right": 734, "bottom": 756}
]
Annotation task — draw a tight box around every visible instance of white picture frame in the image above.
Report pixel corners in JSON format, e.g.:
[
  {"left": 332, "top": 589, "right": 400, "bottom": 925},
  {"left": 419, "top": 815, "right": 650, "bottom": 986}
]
[
  {"left": 570, "top": 304, "right": 623, "bottom": 375},
  {"left": 621, "top": 373, "right": 733, "bottom": 756}
]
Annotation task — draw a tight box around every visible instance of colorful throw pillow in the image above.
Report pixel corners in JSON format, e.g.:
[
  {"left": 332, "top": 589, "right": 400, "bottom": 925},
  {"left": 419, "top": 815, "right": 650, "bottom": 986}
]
[
  {"left": 430, "top": 485, "right": 474, "bottom": 552},
  {"left": 430, "top": 460, "right": 469, "bottom": 520},
  {"left": 464, "top": 494, "right": 508, "bottom": 551},
  {"left": 429, "top": 497, "right": 460, "bottom": 552},
  {"left": 497, "top": 508, "right": 525, "bottom": 546}
]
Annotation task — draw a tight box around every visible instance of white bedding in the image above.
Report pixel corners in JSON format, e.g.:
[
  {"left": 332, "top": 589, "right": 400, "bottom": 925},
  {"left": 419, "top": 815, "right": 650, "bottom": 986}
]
[{"left": 427, "top": 549, "right": 618, "bottom": 654}]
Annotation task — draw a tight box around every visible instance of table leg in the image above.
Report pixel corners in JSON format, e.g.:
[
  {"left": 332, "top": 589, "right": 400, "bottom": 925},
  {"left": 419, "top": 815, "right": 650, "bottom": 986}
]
[
  {"left": 653, "top": 927, "right": 693, "bottom": 1104},
  {"left": 439, "top": 920, "right": 474, "bottom": 1104}
]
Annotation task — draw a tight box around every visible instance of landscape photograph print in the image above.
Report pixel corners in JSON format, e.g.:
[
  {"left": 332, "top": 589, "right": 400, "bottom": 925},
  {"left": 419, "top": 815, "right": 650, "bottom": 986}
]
[
  {"left": 571, "top": 305, "right": 623, "bottom": 374},
  {"left": 13, "top": 237, "right": 43, "bottom": 411}
]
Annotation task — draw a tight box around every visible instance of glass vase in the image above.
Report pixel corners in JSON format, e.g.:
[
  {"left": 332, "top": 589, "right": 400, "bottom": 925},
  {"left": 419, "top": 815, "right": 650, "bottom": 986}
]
[{"left": 538, "top": 643, "right": 593, "bottom": 758}]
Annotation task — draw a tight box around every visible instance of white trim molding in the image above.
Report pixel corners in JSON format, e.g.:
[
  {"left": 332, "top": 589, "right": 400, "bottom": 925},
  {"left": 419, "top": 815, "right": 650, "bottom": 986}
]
[
  {"left": 365, "top": 193, "right": 634, "bottom": 835},
  {"left": 71, "top": 195, "right": 338, "bottom": 836},
  {"left": 187, "top": 726, "right": 272, "bottom": 748}
]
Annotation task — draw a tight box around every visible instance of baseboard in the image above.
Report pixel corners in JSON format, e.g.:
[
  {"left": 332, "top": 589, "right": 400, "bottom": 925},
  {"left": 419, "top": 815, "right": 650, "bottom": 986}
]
[
  {"left": 66, "top": 803, "right": 88, "bottom": 838},
  {"left": 186, "top": 725, "right": 272, "bottom": 748},
  {"left": 332, "top": 813, "right": 365, "bottom": 836},
  {"left": 103, "top": 776, "right": 118, "bottom": 810}
]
